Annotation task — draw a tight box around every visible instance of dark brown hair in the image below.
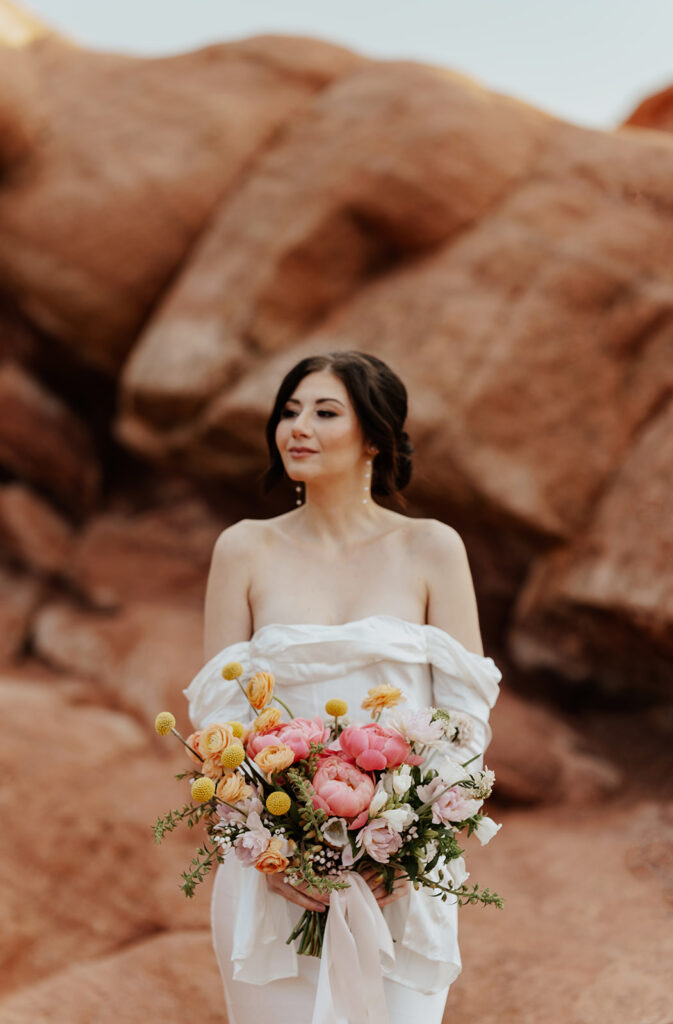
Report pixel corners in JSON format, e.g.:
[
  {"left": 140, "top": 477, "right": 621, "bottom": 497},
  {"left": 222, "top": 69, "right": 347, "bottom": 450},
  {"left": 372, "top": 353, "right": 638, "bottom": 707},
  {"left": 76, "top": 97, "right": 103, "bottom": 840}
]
[{"left": 261, "top": 350, "right": 414, "bottom": 499}]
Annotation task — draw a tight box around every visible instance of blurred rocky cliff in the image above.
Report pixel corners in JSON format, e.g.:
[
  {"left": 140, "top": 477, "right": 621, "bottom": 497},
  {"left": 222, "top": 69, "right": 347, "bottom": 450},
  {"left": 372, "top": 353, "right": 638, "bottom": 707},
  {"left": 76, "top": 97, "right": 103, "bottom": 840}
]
[{"left": 0, "top": 3, "right": 672, "bottom": 1021}]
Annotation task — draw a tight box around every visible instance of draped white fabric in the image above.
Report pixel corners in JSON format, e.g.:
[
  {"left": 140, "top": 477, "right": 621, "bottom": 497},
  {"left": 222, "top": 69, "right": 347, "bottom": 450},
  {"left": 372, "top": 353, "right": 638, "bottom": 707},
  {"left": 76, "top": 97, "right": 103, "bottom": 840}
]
[{"left": 183, "top": 614, "right": 502, "bottom": 1022}]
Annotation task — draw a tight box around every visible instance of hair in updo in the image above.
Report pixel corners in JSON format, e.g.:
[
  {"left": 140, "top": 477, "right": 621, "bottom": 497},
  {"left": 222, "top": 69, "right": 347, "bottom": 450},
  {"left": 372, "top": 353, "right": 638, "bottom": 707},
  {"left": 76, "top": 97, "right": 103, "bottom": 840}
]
[{"left": 262, "top": 350, "right": 414, "bottom": 498}]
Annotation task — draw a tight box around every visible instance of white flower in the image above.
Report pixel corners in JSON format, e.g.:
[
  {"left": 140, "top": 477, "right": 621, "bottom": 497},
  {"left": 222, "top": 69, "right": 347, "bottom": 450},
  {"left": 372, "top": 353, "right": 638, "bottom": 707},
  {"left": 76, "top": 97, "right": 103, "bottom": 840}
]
[
  {"left": 466, "top": 768, "right": 495, "bottom": 800},
  {"left": 473, "top": 816, "right": 502, "bottom": 845},
  {"left": 321, "top": 817, "right": 349, "bottom": 848},
  {"left": 437, "top": 756, "right": 471, "bottom": 786},
  {"left": 369, "top": 786, "right": 389, "bottom": 818},
  {"left": 419, "top": 839, "right": 438, "bottom": 868},
  {"left": 390, "top": 708, "right": 444, "bottom": 747},
  {"left": 445, "top": 855, "right": 469, "bottom": 888},
  {"left": 445, "top": 711, "right": 475, "bottom": 746},
  {"left": 381, "top": 804, "right": 417, "bottom": 832},
  {"left": 392, "top": 764, "right": 413, "bottom": 796}
]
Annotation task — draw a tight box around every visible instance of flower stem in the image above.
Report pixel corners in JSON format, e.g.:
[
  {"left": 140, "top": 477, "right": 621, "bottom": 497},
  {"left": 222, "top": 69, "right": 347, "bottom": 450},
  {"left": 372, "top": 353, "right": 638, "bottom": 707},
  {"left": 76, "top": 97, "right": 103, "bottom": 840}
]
[
  {"left": 272, "top": 695, "right": 295, "bottom": 719},
  {"left": 171, "top": 728, "right": 204, "bottom": 762}
]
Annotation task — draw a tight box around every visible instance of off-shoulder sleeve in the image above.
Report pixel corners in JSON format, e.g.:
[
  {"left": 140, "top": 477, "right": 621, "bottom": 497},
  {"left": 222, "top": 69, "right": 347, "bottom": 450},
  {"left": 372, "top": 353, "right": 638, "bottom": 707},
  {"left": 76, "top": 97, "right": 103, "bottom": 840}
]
[
  {"left": 425, "top": 625, "right": 502, "bottom": 762},
  {"left": 182, "top": 641, "right": 256, "bottom": 729}
]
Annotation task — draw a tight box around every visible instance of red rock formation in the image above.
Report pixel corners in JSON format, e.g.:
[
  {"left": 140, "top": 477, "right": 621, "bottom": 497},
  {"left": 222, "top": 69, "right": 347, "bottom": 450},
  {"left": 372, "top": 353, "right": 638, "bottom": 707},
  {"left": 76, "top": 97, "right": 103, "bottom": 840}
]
[
  {"left": 623, "top": 84, "right": 673, "bottom": 133},
  {"left": 1, "top": 12, "right": 672, "bottom": 1021}
]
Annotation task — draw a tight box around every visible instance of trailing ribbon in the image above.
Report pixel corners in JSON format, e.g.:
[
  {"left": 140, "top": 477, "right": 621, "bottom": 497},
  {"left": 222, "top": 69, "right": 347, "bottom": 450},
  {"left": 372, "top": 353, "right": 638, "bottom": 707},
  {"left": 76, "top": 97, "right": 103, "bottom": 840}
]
[{"left": 312, "top": 872, "right": 395, "bottom": 1024}]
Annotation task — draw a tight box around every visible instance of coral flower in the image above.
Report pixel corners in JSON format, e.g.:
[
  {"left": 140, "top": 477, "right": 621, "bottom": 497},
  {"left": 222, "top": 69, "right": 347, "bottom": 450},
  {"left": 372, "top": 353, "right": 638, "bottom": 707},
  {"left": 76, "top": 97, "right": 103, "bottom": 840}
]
[
  {"left": 246, "top": 671, "right": 275, "bottom": 710},
  {"left": 255, "top": 837, "right": 290, "bottom": 874},
  {"left": 247, "top": 716, "right": 329, "bottom": 763},
  {"left": 253, "top": 707, "right": 283, "bottom": 734},
  {"left": 254, "top": 743, "right": 296, "bottom": 774},
  {"left": 198, "top": 722, "right": 236, "bottom": 758},
  {"left": 339, "top": 722, "right": 412, "bottom": 771},
  {"left": 216, "top": 772, "right": 251, "bottom": 804},
  {"left": 361, "top": 684, "right": 406, "bottom": 716},
  {"left": 311, "top": 755, "right": 375, "bottom": 821},
  {"left": 185, "top": 731, "right": 203, "bottom": 765}
]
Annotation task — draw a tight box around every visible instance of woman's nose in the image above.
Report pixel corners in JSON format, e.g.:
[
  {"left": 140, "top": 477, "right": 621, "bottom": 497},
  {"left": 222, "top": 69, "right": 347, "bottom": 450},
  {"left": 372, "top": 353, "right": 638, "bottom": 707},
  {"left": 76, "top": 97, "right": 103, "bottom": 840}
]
[{"left": 291, "top": 412, "right": 312, "bottom": 436}]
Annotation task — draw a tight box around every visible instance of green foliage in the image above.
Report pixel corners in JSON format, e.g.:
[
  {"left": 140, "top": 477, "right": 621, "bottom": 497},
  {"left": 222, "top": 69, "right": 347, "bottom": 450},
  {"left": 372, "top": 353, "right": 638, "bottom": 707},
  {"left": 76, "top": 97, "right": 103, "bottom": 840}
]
[
  {"left": 152, "top": 802, "right": 203, "bottom": 843},
  {"left": 180, "top": 839, "right": 223, "bottom": 898}
]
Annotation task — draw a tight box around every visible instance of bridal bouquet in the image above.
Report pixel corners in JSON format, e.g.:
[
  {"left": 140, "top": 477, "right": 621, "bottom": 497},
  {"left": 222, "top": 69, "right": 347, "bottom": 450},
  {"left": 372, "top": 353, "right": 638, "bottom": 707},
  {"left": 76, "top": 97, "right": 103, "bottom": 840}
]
[{"left": 153, "top": 662, "right": 503, "bottom": 956}]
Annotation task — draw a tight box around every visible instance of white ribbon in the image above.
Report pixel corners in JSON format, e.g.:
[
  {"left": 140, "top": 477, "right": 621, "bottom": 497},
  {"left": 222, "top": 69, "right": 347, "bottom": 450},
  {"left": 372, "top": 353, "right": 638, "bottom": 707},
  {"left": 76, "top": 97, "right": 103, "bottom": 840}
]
[{"left": 312, "top": 872, "right": 396, "bottom": 1024}]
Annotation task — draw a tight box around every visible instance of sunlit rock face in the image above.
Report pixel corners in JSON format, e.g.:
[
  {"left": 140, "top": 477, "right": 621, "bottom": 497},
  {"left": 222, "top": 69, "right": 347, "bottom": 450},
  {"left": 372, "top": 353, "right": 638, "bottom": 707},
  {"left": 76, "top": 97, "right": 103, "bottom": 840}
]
[{"left": 623, "top": 83, "right": 673, "bottom": 133}]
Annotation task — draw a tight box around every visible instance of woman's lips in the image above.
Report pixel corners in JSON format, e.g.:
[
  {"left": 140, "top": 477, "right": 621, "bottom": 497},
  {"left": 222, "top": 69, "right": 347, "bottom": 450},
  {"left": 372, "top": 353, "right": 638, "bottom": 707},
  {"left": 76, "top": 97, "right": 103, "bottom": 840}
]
[{"left": 289, "top": 449, "right": 317, "bottom": 458}]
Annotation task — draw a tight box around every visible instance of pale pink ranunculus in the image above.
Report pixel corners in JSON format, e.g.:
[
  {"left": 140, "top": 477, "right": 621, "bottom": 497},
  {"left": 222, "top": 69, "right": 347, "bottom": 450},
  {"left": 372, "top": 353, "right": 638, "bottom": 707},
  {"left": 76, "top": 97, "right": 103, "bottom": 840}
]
[
  {"left": 356, "top": 818, "right": 403, "bottom": 863},
  {"left": 417, "top": 777, "right": 482, "bottom": 824},
  {"left": 311, "top": 755, "right": 375, "bottom": 821},
  {"left": 246, "top": 715, "right": 329, "bottom": 763},
  {"left": 339, "top": 722, "right": 412, "bottom": 771}
]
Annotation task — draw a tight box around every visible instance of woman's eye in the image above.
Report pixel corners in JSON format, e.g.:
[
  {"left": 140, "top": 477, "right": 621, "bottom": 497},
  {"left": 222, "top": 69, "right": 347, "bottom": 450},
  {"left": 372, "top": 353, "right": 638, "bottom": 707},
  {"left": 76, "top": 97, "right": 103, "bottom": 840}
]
[{"left": 280, "top": 409, "right": 337, "bottom": 418}]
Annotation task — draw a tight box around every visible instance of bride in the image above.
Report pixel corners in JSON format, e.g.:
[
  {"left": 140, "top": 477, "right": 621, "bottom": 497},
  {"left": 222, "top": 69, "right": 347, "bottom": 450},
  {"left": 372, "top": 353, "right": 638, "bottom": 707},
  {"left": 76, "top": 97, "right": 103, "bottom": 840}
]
[{"left": 184, "top": 349, "right": 501, "bottom": 1024}]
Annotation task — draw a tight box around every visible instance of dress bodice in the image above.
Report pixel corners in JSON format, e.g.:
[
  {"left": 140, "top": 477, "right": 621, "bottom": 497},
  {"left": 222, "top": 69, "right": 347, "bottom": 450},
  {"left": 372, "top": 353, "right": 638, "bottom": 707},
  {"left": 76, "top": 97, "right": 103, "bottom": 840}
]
[{"left": 184, "top": 613, "right": 502, "bottom": 759}]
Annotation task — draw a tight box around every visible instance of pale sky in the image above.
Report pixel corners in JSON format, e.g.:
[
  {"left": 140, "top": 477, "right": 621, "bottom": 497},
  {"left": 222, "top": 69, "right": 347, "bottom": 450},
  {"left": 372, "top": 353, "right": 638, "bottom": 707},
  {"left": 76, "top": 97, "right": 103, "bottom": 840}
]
[{"left": 20, "top": 0, "right": 673, "bottom": 128}]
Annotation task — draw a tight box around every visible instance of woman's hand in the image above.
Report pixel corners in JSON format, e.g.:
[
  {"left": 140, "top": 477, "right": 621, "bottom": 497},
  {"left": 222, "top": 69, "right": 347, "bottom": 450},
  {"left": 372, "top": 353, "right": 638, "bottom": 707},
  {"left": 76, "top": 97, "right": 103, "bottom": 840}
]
[
  {"left": 359, "top": 864, "right": 410, "bottom": 908},
  {"left": 266, "top": 871, "right": 331, "bottom": 912}
]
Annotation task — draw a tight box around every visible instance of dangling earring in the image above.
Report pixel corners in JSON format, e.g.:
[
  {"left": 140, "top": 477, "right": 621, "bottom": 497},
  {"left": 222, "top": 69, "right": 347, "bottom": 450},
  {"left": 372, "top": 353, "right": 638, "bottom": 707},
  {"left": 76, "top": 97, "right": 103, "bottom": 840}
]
[
  {"left": 295, "top": 482, "right": 303, "bottom": 506},
  {"left": 363, "top": 449, "right": 375, "bottom": 504}
]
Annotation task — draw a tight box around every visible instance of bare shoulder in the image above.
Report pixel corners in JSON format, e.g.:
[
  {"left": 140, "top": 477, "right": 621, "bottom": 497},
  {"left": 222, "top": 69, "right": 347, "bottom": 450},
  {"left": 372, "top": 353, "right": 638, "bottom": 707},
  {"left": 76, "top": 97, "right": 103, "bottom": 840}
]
[
  {"left": 409, "top": 518, "right": 483, "bottom": 655},
  {"left": 405, "top": 517, "right": 467, "bottom": 560},
  {"left": 211, "top": 517, "right": 266, "bottom": 559}
]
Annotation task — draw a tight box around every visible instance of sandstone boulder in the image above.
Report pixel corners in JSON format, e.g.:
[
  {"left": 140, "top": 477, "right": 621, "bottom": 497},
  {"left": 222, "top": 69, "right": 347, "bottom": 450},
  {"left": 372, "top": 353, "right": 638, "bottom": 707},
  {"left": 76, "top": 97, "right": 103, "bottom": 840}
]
[
  {"left": 0, "top": 562, "right": 43, "bottom": 663},
  {"left": 486, "top": 687, "right": 620, "bottom": 804},
  {"left": 0, "top": 678, "right": 210, "bottom": 995},
  {"left": 0, "top": 34, "right": 364, "bottom": 372},
  {"left": 0, "top": 930, "right": 223, "bottom": 1024},
  {"left": 0, "top": 361, "right": 99, "bottom": 514},
  {"left": 0, "top": 482, "right": 74, "bottom": 576},
  {"left": 32, "top": 600, "right": 204, "bottom": 725}
]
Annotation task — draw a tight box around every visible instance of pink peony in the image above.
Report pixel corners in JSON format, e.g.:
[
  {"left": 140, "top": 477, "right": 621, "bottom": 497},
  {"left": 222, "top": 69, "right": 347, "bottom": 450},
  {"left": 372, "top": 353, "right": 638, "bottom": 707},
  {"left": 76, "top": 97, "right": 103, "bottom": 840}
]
[
  {"left": 417, "top": 777, "right": 482, "bottom": 824},
  {"left": 311, "top": 755, "right": 375, "bottom": 821},
  {"left": 246, "top": 715, "right": 329, "bottom": 763},
  {"left": 339, "top": 722, "right": 412, "bottom": 771},
  {"left": 356, "top": 818, "right": 403, "bottom": 863}
]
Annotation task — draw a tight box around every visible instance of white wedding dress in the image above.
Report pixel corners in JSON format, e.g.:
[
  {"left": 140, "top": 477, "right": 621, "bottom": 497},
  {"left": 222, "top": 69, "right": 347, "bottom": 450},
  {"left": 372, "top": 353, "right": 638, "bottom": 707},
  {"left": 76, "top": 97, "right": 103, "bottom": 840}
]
[{"left": 183, "top": 614, "right": 502, "bottom": 1024}]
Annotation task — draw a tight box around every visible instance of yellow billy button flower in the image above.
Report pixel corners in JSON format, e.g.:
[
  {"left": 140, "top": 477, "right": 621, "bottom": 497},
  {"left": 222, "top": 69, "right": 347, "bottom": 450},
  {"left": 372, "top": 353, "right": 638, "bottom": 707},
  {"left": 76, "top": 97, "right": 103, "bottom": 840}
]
[
  {"left": 220, "top": 743, "right": 245, "bottom": 771},
  {"left": 325, "top": 699, "right": 348, "bottom": 718},
  {"left": 266, "top": 791, "right": 291, "bottom": 816},
  {"left": 221, "top": 661, "right": 243, "bottom": 680},
  {"left": 154, "top": 711, "right": 176, "bottom": 736},
  {"left": 191, "top": 777, "right": 216, "bottom": 803},
  {"left": 227, "top": 721, "right": 246, "bottom": 739}
]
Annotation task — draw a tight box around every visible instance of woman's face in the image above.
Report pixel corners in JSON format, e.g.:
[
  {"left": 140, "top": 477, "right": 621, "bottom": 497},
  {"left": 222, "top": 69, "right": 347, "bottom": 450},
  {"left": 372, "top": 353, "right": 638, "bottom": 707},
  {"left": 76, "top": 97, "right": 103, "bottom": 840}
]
[{"left": 275, "top": 370, "right": 369, "bottom": 483}]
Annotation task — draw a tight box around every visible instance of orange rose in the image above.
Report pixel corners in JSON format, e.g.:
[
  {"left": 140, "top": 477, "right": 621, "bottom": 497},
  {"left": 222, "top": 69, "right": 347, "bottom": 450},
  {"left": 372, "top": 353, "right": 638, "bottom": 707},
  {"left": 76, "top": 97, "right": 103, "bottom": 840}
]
[
  {"left": 201, "top": 753, "right": 225, "bottom": 780},
  {"left": 253, "top": 707, "right": 282, "bottom": 734},
  {"left": 185, "top": 731, "right": 203, "bottom": 764},
  {"left": 254, "top": 837, "right": 290, "bottom": 874},
  {"left": 246, "top": 671, "right": 275, "bottom": 711},
  {"left": 254, "top": 743, "right": 295, "bottom": 774},
  {"left": 198, "top": 722, "right": 236, "bottom": 757},
  {"left": 361, "top": 684, "right": 406, "bottom": 716},
  {"left": 216, "top": 772, "right": 251, "bottom": 804}
]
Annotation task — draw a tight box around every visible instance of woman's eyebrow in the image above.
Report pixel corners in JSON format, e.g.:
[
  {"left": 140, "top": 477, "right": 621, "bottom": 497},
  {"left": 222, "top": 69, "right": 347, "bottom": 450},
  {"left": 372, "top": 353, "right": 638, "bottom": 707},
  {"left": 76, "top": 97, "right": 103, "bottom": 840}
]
[{"left": 285, "top": 397, "right": 345, "bottom": 407}]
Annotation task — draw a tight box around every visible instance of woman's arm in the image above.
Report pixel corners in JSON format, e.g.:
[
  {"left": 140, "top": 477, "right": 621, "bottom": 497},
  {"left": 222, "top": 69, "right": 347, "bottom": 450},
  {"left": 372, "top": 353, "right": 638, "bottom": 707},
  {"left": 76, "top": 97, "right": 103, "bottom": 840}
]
[
  {"left": 203, "top": 520, "right": 255, "bottom": 661},
  {"left": 422, "top": 520, "right": 484, "bottom": 655}
]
